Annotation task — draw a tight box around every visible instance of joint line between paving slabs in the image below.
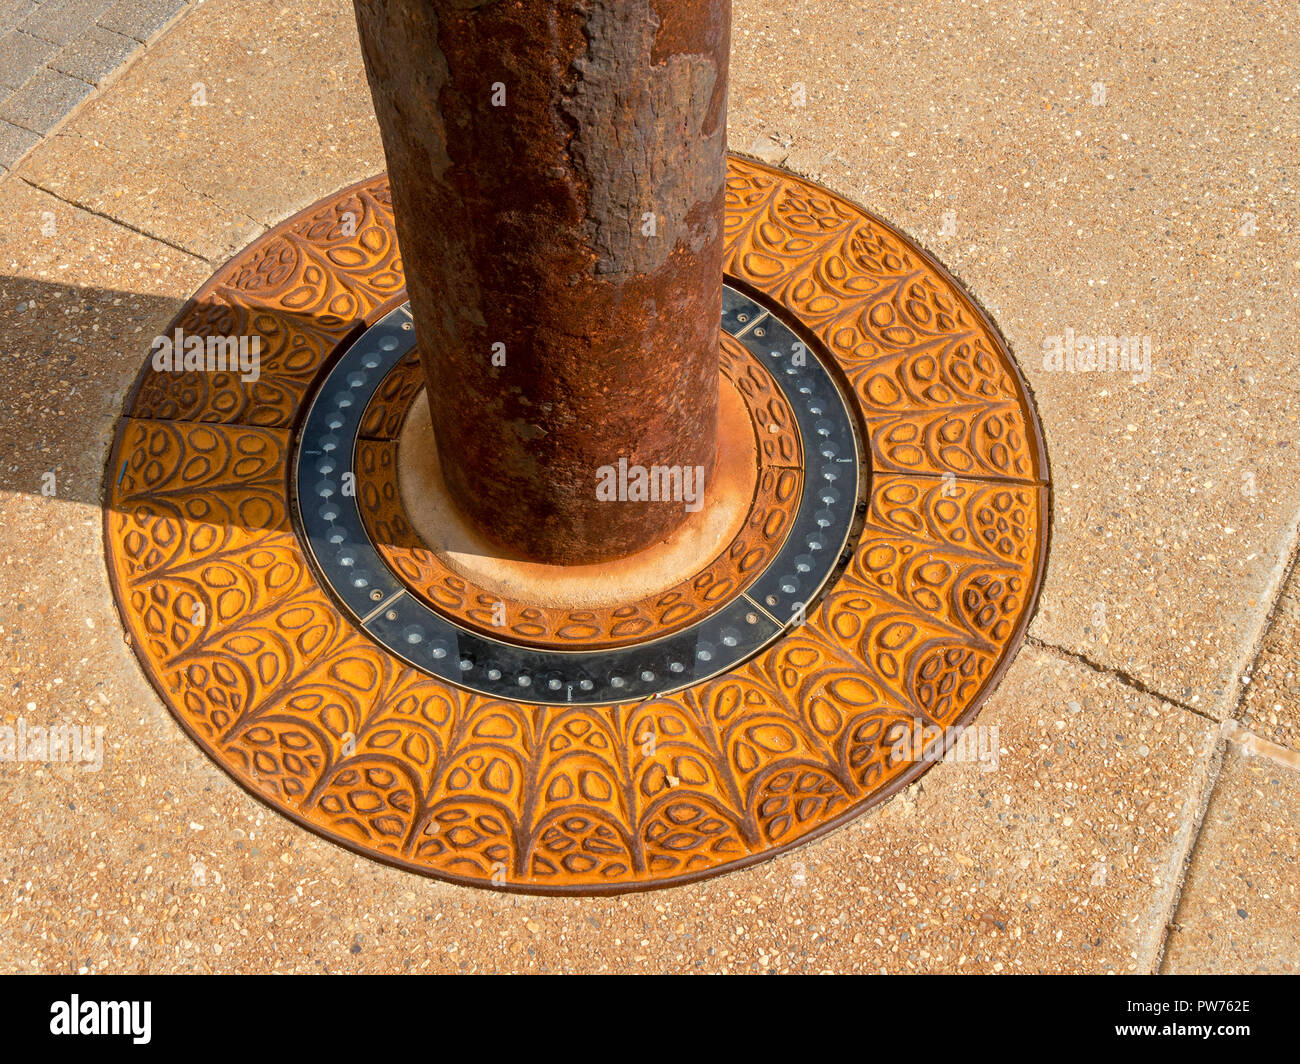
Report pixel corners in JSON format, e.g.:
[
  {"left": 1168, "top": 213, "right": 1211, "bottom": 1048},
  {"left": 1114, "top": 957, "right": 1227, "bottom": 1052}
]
[
  {"left": 1219, "top": 508, "right": 1300, "bottom": 725},
  {"left": 83, "top": 133, "right": 269, "bottom": 235},
  {"left": 1147, "top": 507, "right": 1300, "bottom": 972},
  {"left": 1217, "top": 721, "right": 1300, "bottom": 773},
  {"left": 1153, "top": 718, "right": 1300, "bottom": 973},
  {"left": 17, "top": 175, "right": 213, "bottom": 264},
  {"left": 1022, "top": 634, "right": 1210, "bottom": 720},
  {"left": 1151, "top": 736, "right": 1230, "bottom": 974}
]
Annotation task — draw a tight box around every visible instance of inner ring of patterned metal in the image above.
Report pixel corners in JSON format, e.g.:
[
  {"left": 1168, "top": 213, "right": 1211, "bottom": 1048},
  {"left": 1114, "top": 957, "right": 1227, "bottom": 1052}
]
[{"left": 293, "top": 286, "right": 861, "bottom": 706}]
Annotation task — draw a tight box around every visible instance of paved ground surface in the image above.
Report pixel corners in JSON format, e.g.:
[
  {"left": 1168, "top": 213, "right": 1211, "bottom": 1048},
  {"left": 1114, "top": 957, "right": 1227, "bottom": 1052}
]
[
  {"left": 0, "top": 0, "right": 1296, "bottom": 973},
  {"left": 0, "top": 0, "right": 189, "bottom": 172}
]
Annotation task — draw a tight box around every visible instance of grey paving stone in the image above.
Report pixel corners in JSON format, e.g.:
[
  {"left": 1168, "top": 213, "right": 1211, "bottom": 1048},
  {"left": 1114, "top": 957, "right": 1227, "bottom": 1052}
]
[
  {"left": 0, "top": 2, "right": 38, "bottom": 37},
  {"left": 0, "top": 113, "right": 38, "bottom": 167},
  {"left": 96, "top": 0, "right": 184, "bottom": 44},
  {"left": 0, "top": 65, "right": 91, "bottom": 132},
  {"left": 19, "top": 0, "right": 112, "bottom": 46},
  {"left": 50, "top": 23, "right": 136, "bottom": 84},
  {"left": 0, "top": 28, "right": 58, "bottom": 90}
]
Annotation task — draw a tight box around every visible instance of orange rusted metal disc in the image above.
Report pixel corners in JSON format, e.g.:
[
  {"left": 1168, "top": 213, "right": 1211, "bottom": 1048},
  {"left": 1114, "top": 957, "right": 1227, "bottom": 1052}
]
[{"left": 105, "top": 158, "right": 1049, "bottom": 893}]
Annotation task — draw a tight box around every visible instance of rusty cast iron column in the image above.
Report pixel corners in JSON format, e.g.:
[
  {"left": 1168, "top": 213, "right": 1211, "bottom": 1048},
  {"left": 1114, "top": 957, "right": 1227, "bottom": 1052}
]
[{"left": 351, "top": 0, "right": 730, "bottom": 564}]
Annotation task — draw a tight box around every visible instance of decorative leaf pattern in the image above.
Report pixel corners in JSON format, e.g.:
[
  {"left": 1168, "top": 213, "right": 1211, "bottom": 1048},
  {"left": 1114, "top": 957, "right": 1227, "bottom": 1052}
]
[
  {"left": 105, "top": 160, "right": 1049, "bottom": 892},
  {"left": 723, "top": 159, "right": 1044, "bottom": 481},
  {"left": 129, "top": 177, "right": 401, "bottom": 428}
]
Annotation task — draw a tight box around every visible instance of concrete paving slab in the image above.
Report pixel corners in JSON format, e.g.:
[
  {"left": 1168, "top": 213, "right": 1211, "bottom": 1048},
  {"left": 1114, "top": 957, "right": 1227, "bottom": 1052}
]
[
  {"left": 0, "top": 2, "right": 189, "bottom": 174},
  {"left": 0, "top": 1, "right": 38, "bottom": 35},
  {"left": 0, "top": 177, "right": 210, "bottom": 506},
  {"left": 1163, "top": 745, "right": 1300, "bottom": 973},
  {"left": 0, "top": 192, "right": 210, "bottom": 996}
]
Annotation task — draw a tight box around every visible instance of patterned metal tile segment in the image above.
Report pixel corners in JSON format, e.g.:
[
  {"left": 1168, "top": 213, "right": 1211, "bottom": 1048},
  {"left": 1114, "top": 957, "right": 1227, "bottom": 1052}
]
[{"left": 105, "top": 160, "right": 1050, "bottom": 893}]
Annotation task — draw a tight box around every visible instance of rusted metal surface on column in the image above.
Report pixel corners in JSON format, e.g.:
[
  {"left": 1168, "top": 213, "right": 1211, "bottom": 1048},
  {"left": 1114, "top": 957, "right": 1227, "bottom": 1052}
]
[{"left": 351, "top": 0, "right": 731, "bottom": 564}]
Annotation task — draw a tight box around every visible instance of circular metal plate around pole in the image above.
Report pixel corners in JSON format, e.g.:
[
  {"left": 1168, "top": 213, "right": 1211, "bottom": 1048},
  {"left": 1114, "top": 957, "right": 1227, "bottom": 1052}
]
[{"left": 105, "top": 159, "right": 1050, "bottom": 894}]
